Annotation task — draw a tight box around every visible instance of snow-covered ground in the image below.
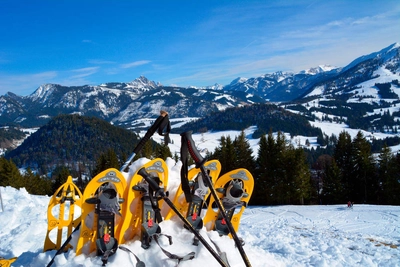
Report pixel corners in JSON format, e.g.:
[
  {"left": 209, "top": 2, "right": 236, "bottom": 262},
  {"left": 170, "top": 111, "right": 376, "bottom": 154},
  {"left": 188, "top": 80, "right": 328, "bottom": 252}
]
[{"left": 1, "top": 157, "right": 400, "bottom": 267}]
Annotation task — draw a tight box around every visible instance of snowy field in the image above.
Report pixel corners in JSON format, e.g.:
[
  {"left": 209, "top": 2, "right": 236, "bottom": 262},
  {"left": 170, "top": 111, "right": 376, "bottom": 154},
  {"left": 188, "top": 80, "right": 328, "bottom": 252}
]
[{"left": 1, "top": 157, "right": 400, "bottom": 267}]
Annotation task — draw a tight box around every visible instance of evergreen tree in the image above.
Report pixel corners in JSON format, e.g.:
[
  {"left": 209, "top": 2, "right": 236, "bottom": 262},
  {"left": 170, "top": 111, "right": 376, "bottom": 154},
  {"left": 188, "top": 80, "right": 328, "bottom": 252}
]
[
  {"left": 322, "top": 159, "right": 343, "bottom": 204},
  {"left": 333, "top": 131, "right": 354, "bottom": 200},
  {"left": 51, "top": 166, "right": 70, "bottom": 193},
  {"left": 92, "top": 148, "right": 120, "bottom": 177},
  {"left": 155, "top": 144, "right": 172, "bottom": 160},
  {"left": 388, "top": 153, "right": 400, "bottom": 204},
  {"left": 0, "top": 157, "right": 23, "bottom": 188},
  {"left": 253, "top": 131, "right": 279, "bottom": 204},
  {"left": 274, "top": 132, "right": 288, "bottom": 204},
  {"left": 141, "top": 138, "right": 155, "bottom": 159},
  {"left": 379, "top": 146, "right": 400, "bottom": 204},
  {"left": 24, "top": 168, "right": 52, "bottom": 195},
  {"left": 352, "top": 131, "right": 376, "bottom": 203},
  {"left": 292, "top": 148, "right": 312, "bottom": 205},
  {"left": 252, "top": 134, "right": 270, "bottom": 205},
  {"left": 233, "top": 130, "right": 256, "bottom": 174},
  {"left": 377, "top": 144, "right": 392, "bottom": 204},
  {"left": 213, "top": 136, "right": 236, "bottom": 175},
  {"left": 312, "top": 154, "right": 332, "bottom": 204}
]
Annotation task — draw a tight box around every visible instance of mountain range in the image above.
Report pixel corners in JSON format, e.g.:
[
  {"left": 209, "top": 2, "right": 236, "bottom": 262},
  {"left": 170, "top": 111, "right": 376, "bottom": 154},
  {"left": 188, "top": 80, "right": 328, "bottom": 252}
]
[{"left": 0, "top": 43, "right": 399, "bottom": 137}]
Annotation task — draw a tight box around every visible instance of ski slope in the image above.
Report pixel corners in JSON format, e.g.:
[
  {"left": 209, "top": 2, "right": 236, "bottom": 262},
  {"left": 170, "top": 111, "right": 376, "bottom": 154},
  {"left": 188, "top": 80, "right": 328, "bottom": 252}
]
[{"left": 1, "top": 158, "right": 399, "bottom": 267}]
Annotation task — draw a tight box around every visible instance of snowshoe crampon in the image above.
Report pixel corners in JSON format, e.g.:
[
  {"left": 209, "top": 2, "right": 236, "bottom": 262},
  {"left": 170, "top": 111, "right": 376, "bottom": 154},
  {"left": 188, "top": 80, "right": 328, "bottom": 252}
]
[
  {"left": 43, "top": 176, "right": 83, "bottom": 252},
  {"left": 203, "top": 168, "right": 254, "bottom": 237},
  {"left": 118, "top": 158, "right": 168, "bottom": 245},
  {"left": 75, "top": 168, "right": 126, "bottom": 256}
]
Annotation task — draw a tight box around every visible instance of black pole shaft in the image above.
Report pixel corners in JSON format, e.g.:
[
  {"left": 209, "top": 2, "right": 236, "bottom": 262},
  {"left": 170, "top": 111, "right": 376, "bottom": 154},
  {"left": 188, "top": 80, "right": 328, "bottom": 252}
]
[
  {"left": 181, "top": 131, "right": 251, "bottom": 267},
  {"left": 163, "top": 197, "right": 228, "bottom": 267},
  {"left": 137, "top": 168, "right": 228, "bottom": 267},
  {"left": 198, "top": 165, "right": 252, "bottom": 267},
  {"left": 120, "top": 111, "right": 169, "bottom": 172}
]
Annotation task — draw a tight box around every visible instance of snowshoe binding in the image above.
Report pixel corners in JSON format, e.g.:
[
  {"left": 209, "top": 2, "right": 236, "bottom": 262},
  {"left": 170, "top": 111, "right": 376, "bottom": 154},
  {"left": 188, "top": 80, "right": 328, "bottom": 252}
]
[
  {"left": 165, "top": 160, "right": 221, "bottom": 222},
  {"left": 118, "top": 158, "right": 168, "bottom": 245},
  {"left": 203, "top": 168, "right": 254, "bottom": 238},
  {"left": 75, "top": 168, "right": 126, "bottom": 263}
]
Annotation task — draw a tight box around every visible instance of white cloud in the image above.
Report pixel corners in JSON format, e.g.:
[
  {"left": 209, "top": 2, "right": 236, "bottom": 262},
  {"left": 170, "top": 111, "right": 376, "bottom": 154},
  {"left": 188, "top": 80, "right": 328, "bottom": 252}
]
[{"left": 120, "top": 60, "right": 151, "bottom": 69}]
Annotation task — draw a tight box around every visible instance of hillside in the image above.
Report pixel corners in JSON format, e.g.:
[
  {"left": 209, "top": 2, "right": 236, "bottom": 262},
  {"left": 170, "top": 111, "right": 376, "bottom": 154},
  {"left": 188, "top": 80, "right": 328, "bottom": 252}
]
[
  {"left": 176, "top": 103, "right": 323, "bottom": 140},
  {"left": 0, "top": 127, "right": 27, "bottom": 150},
  {"left": 5, "top": 115, "right": 142, "bottom": 174}
]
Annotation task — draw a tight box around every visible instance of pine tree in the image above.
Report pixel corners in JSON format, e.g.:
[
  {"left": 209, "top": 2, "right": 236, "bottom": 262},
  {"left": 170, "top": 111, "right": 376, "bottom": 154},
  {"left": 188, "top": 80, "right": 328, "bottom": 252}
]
[
  {"left": 292, "top": 148, "right": 312, "bottom": 205},
  {"left": 233, "top": 130, "right": 256, "bottom": 174},
  {"left": 0, "top": 157, "right": 23, "bottom": 188},
  {"left": 352, "top": 131, "right": 376, "bottom": 203},
  {"left": 213, "top": 136, "right": 236, "bottom": 175},
  {"left": 377, "top": 144, "right": 392, "bottom": 204},
  {"left": 312, "top": 154, "right": 332, "bottom": 204},
  {"left": 333, "top": 131, "right": 354, "bottom": 201},
  {"left": 155, "top": 144, "right": 172, "bottom": 160},
  {"left": 141, "top": 138, "right": 155, "bottom": 159},
  {"left": 24, "top": 168, "right": 52, "bottom": 195},
  {"left": 379, "top": 146, "right": 400, "bottom": 204},
  {"left": 254, "top": 131, "right": 280, "bottom": 204},
  {"left": 252, "top": 134, "right": 270, "bottom": 205},
  {"left": 322, "top": 159, "right": 343, "bottom": 204},
  {"left": 51, "top": 166, "right": 70, "bottom": 193},
  {"left": 92, "top": 148, "right": 119, "bottom": 177},
  {"left": 274, "top": 132, "right": 288, "bottom": 204}
]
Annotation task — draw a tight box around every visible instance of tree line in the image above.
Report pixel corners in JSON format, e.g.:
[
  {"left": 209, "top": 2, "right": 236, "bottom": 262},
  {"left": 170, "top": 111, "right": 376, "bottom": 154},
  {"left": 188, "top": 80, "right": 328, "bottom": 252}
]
[
  {"left": 207, "top": 129, "right": 400, "bottom": 206},
  {"left": 1, "top": 126, "right": 399, "bottom": 206}
]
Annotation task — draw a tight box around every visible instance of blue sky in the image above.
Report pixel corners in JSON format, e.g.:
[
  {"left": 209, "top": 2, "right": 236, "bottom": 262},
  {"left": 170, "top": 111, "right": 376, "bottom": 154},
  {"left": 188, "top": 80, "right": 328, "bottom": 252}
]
[{"left": 0, "top": 0, "right": 399, "bottom": 96}]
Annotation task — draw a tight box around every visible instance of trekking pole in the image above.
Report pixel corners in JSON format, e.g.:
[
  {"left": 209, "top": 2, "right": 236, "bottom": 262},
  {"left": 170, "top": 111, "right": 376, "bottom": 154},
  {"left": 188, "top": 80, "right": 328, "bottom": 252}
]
[
  {"left": 181, "top": 131, "right": 252, "bottom": 267},
  {"left": 137, "top": 168, "right": 228, "bottom": 267},
  {"left": 120, "top": 110, "right": 170, "bottom": 172},
  {"left": 46, "top": 111, "right": 170, "bottom": 267}
]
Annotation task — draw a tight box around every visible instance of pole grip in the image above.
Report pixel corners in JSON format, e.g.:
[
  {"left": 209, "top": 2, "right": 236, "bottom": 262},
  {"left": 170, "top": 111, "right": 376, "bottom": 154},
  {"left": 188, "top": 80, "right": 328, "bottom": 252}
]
[
  {"left": 121, "top": 111, "right": 168, "bottom": 172},
  {"left": 181, "top": 131, "right": 206, "bottom": 168}
]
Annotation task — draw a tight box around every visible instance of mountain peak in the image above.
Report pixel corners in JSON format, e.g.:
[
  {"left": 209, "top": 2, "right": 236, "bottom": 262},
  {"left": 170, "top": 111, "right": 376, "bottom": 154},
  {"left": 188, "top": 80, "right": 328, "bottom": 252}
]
[
  {"left": 127, "top": 76, "right": 160, "bottom": 89},
  {"left": 343, "top": 43, "right": 400, "bottom": 72},
  {"left": 30, "top": 84, "right": 58, "bottom": 101},
  {"left": 299, "top": 65, "right": 339, "bottom": 75},
  {"left": 229, "top": 77, "right": 248, "bottom": 85}
]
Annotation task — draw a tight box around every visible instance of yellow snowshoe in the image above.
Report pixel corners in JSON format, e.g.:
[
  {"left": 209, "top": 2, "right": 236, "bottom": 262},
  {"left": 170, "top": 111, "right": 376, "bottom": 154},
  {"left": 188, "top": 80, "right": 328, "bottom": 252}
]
[
  {"left": 75, "top": 168, "right": 126, "bottom": 256},
  {"left": 118, "top": 158, "right": 168, "bottom": 245},
  {"left": 203, "top": 168, "right": 254, "bottom": 237},
  {"left": 43, "top": 176, "right": 83, "bottom": 252}
]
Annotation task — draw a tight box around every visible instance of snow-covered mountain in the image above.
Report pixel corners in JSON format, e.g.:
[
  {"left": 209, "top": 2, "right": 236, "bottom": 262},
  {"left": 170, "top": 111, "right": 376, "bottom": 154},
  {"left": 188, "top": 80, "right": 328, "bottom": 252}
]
[{"left": 0, "top": 43, "right": 399, "bottom": 130}]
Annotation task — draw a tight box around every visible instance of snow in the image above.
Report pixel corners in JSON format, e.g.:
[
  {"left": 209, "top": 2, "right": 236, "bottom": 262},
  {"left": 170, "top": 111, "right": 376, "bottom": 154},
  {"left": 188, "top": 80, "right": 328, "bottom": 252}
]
[{"left": 1, "top": 157, "right": 400, "bottom": 267}]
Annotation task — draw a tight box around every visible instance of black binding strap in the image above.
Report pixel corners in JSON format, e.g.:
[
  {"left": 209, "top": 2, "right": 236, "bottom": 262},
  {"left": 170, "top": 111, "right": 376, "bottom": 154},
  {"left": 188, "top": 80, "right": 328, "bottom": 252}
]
[
  {"left": 119, "top": 246, "right": 146, "bottom": 267},
  {"left": 153, "top": 234, "right": 195, "bottom": 264}
]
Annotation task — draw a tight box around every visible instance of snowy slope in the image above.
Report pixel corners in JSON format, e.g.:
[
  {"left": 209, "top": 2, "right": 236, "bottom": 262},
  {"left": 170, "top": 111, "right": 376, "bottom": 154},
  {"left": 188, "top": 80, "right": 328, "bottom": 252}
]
[{"left": 1, "top": 157, "right": 400, "bottom": 267}]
